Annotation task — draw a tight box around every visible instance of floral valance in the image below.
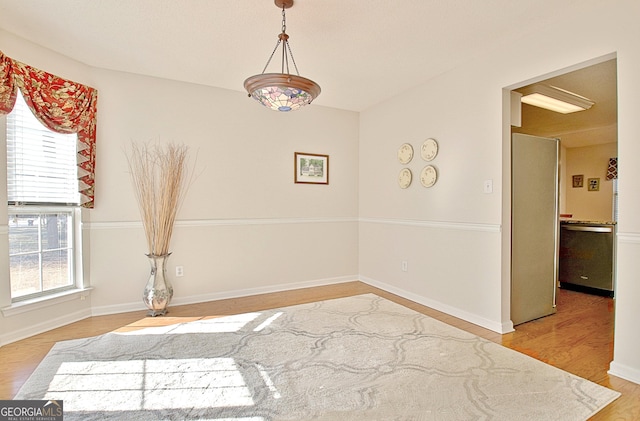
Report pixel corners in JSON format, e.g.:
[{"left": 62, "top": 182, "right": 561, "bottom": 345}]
[{"left": 0, "top": 51, "right": 97, "bottom": 208}]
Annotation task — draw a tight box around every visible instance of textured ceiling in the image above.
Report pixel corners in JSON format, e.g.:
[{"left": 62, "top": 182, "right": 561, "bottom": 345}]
[
  {"left": 0, "top": 0, "right": 610, "bottom": 114},
  {"left": 0, "top": 1, "right": 616, "bottom": 148}
]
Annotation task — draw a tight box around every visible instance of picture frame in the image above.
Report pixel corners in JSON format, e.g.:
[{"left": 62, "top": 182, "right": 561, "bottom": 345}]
[
  {"left": 572, "top": 174, "right": 584, "bottom": 188},
  {"left": 588, "top": 178, "right": 600, "bottom": 191},
  {"left": 294, "top": 152, "right": 329, "bottom": 184}
]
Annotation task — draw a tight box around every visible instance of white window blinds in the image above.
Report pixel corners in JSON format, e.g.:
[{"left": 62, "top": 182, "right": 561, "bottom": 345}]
[{"left": 6, "top": 91, "right": 80, "bottom": 205}]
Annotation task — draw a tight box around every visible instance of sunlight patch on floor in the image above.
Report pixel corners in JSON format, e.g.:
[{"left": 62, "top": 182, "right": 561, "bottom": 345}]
[
  {"left": 116, "top": 312, "right": 263, "bottom": 335},
  {"left": 45, "top": 358, "right": 255, "bottom": 411}
]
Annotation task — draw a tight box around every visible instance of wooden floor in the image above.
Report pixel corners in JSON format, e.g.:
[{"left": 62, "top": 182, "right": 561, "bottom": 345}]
[{"left": 1, "top": 281, "right": 639, "bottom": 419}]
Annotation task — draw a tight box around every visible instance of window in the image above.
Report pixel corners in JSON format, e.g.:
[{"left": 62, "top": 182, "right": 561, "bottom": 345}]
[
  {"left": 8, "top": 208, "right": 75, "bottom": 299},
  {"left": 6, "top": 91, "right": 79, "bottom": 301}
]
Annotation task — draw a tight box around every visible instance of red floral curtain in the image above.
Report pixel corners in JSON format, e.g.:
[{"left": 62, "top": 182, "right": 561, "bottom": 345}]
[{"left": 0, "top": 51, "right": 97, "bottom": 208}]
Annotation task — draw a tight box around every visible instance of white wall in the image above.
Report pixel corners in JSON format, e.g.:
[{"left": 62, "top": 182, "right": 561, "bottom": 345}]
[
  {"left": 358, "top": 64, "right": 504, "bottom": 331},
  {"left": 86, "top": 67, "right": 360, "bottom": 314},
  {"left": 0, "top": 31, "right": 360, "bottom": 343},
  {"left": 358, "top": 1, "right": 640, "bottom": 383},
  {"left": 563, "top": 143, "right": 617, "bottom": 221},
  {"left": 3, "top": 1, "right": 640, "bottom": 386}
]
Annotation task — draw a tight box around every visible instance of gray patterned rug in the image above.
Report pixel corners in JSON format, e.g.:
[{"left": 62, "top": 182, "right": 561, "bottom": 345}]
[{"left": 15, "top": 294, "right": 619, "bottom": 420}]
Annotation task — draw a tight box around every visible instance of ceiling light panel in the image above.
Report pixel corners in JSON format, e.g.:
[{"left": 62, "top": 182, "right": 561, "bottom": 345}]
[{"left": 520, "top": 84, "right": 594, "bottom": 114}]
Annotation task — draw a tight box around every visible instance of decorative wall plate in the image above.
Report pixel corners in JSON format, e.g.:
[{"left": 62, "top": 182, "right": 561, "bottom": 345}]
[
  {"left": 398, "top": 143, "right": 414, "bottom": 164},
  {"left": 420, "top": 165, "right": 437, "bottom": 188},
  {"left": 421, "top": 138, "right": 438, "bottom": 161},
  {"left": 398, "top": 168, "right": 412, "bottom": 189}
]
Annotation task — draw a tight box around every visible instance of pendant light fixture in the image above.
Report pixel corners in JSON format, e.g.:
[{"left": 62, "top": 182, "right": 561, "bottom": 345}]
[{"left": 244, "top": 0, "right": 321, "bottom": 112}]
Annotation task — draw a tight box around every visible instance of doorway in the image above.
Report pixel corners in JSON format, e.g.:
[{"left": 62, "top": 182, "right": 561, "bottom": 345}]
[{"left": 507, "top": 55, "right": 618, "bottom": 326}]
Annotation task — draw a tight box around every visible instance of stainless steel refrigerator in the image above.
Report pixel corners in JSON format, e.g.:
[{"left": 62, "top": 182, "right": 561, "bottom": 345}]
[{"left": 511, "top": 133, "right": 559, "bottom": 326}]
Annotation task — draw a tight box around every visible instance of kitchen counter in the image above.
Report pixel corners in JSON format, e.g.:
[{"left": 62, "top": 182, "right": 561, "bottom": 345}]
[{"left": 560, "top": 220, "right": 616, "bottom": 225}]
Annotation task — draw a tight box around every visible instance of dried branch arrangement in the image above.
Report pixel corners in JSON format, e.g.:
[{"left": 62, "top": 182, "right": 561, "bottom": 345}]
[{"left": 126, "top": 142, "right": 192, "bottom": 256}]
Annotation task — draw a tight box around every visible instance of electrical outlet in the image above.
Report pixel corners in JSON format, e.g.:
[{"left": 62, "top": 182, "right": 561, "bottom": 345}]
[
  {"left": 401, "top": 261, "right": 408, "bottom": 272},
  {"left": 175, "top": 266, "right": 184, "bottom": 277}
]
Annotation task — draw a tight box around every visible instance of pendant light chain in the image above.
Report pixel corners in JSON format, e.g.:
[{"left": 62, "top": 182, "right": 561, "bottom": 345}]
[
  {"left": 282, "top": 6, "right": 301, "bottom": 76},
  {"left": 280, "top": 6, "right": 290, "bottom": 75},
  {"left": 260, "top": 5, "right": 301, "bottom": 76},
  {"left": 286, "top": 38, "right": 301, "bottom": 76},
  {"left": 281, "top": 6, "right": 287, "bottom": 33},
  {"left": 259, "top": 6, "right": 287, "bottom": 75},
  {"left": 243, "top": 0, "right": 321, "bottom": 112},
  {"left": 260, "top": 40, "right": 282, "bottom": 74}
]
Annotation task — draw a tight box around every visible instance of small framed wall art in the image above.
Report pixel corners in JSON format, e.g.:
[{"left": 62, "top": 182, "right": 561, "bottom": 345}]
[
  {"left": 572, "top": 174, "right": 584, "bottom": 188},
  {"left": 295, "top": 152, "right": 329, "bottom": 184},
  {"left": 588, "top": 177, "right": 600, "bottom": 191}
]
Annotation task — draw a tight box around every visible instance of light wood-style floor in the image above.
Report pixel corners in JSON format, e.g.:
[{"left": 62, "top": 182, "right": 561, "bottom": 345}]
[{"left": 1, "top": 281, "right": 639, "bottom": 419}]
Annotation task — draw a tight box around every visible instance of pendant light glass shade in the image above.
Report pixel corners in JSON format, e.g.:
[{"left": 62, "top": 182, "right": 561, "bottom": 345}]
[
  {"left": 244, "top": 0, "right": 320, "bottom": 112},
  {"left": 244, "top": 73, "right": 321, "bottom": 112}
]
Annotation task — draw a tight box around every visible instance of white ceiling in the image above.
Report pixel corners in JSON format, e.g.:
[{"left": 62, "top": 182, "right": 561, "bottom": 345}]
[
  {"left": 513, "top": 59, "right": 617, "bottom": 149},
  {"left": 0, "top": 0, "right": 610, "bottom": 113}
]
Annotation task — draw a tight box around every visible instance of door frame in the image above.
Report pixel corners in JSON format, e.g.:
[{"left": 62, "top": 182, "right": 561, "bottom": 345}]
[{"left": 501, "top": 52, "right": 618, "bottom": 331}]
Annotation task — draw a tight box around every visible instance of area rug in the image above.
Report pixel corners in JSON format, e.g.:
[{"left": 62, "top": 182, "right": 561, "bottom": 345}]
[{"left": 15, "top": 293, "right": 619, "bottom": 420}]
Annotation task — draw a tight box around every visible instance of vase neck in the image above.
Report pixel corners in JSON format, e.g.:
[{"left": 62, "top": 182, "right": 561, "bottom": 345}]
[{"left": 146, "top": 253, "right": 172, "bottom": 258}]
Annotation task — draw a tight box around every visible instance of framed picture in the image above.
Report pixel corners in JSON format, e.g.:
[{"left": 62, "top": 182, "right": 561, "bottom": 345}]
[
  {"left": 572, "top": 175, "right": 584, "bottom": 188},
  {"left": 294, "top": 152, "right": 329, "bottom": 184},
  {"left": 588, "top": 178, "right": 600, "bottom": 191}
]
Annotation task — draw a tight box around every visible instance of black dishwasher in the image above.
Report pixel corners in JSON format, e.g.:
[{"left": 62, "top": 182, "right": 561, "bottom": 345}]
[{"left": 559, "top": 222, "right": 615, "bottom": 297}]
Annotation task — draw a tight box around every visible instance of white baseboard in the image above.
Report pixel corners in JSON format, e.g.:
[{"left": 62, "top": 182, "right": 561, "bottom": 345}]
[
  {"left": 608, "top": 361, "right": 640, "bottom": 385},
  {"left": 1, "top": 275, "right": 512, "bottom": 347},
  {"left": 500, "top": 319, "right": 515, "bottom": 333},
  {"left": 0, "top": 308, "right": 92, "bottom": 346},
  {"left": 90, "top": 301, "right": 148, "bottom": 316},
  {"left": 0, "top": 277, "right": 357, "bottom": 346},
  {"left": 360, "top": 276, "right": 512, "bottom": 334},
  {"left": 90, "top": 276, "right": 358, "bottom": 317}
]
